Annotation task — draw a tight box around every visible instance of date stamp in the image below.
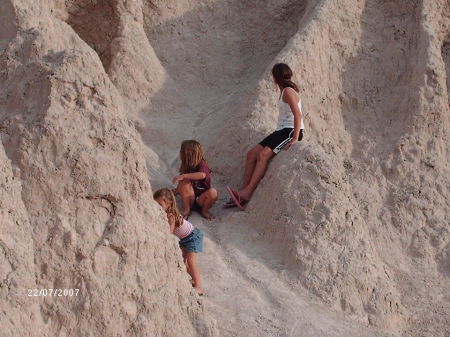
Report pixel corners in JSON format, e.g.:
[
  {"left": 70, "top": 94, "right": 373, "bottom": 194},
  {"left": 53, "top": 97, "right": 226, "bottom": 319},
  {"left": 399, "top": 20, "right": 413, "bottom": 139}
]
[{"left": 27, "top": 289, "right": 80, "bottom": 297}]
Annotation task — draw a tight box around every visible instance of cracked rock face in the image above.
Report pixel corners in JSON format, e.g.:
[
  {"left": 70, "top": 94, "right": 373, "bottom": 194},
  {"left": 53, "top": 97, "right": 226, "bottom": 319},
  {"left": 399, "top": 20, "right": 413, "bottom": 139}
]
[
  {"left": 218, "top": 0, "right": 450, "bottom": 335},
  {"left": 0, "top": 1, "right": 217, "bottom": 336}
]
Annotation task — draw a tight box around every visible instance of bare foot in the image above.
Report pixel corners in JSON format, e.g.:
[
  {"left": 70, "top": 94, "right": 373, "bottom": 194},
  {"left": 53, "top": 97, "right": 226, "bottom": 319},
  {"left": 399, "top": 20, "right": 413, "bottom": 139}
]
[
  {"left": 201, "top": 210, "right": 213, "bottom": 221},
  {"left": 194, "top": 287, "right": 204, "bottom": 296},
  {"left": 236, "top": 190, "right": 250, "bottom": 201}
]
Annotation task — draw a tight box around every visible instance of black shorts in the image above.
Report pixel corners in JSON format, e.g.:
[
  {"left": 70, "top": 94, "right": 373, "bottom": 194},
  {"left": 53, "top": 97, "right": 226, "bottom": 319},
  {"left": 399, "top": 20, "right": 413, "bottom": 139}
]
[{"left": 259, "top": 128, "right": 304, "bottom": 154}]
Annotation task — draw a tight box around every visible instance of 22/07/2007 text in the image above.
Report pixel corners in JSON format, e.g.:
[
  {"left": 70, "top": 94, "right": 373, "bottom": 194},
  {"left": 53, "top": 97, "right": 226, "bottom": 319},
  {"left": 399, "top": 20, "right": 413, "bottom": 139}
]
[{"left": 27, "top": 288, "right": 80, "bottom": 297}]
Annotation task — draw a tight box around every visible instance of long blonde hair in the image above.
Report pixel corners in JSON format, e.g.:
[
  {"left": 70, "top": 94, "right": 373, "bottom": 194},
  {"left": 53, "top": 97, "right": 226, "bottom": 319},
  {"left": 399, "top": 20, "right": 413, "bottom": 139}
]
[
  {"left": 179, "top": 140, "right": 206, "bottom": 174},
  {"left": 153, "top": 188, "right": 182, "bottom": 227}
]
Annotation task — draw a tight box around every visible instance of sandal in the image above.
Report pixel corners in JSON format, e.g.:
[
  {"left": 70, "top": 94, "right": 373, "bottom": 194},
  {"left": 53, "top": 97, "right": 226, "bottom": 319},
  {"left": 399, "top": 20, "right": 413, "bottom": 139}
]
[{"left": 226, "top": 186, "right": 248, "bottom": 210}]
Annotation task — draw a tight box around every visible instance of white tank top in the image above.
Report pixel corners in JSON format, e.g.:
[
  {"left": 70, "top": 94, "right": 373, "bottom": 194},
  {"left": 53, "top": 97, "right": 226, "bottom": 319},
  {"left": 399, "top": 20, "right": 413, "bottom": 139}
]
[
  {"left": 276, "top": 87, "right": 305, "bottom": 131},
  {"left": 173, "top": 217, "right": 194, "bottom": 239}
]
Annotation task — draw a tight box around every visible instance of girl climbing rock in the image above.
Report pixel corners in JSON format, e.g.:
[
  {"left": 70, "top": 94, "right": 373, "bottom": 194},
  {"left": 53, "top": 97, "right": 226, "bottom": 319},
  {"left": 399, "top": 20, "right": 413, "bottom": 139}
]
[{"left": 154, "top": 188, "right": 204, "bottom": 295}]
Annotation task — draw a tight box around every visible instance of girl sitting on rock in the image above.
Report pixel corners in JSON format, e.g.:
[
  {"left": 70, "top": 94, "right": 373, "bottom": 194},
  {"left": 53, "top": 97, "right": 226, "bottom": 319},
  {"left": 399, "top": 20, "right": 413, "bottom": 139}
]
[
  {"left": 172, "top": 140, "right": 218, "bottom": 220},
  {"left": 154, "top": 188, "right": 204, "bottom": 296},
  {"left": 226, "top": 63, "right": 305, "bottom": 209}
]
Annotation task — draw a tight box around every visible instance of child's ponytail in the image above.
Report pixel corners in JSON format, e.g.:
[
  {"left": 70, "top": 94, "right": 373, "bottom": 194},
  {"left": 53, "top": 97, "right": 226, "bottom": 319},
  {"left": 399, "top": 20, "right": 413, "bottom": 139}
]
[{"left": 283, "top": 79, "right": 299, "bottom": 92}]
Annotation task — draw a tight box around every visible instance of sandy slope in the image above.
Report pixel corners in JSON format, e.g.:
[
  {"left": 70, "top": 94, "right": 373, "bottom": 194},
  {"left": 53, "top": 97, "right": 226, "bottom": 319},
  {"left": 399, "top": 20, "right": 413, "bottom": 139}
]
[
  {"left": 143, "top": 0, "right": 449, "bottom": 336},
  {"left": 145, "top": 1, "right": 450, "bottom": 336},
  {"left": 191, "top": 207, "right": 390, "bottom": 337}
]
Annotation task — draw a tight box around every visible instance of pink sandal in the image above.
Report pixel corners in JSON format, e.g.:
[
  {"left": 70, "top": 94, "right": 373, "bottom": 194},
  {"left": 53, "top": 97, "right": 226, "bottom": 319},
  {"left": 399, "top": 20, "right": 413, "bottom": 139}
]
[{"left": 226, "top": 186, "right": 248, "bottom": 210}]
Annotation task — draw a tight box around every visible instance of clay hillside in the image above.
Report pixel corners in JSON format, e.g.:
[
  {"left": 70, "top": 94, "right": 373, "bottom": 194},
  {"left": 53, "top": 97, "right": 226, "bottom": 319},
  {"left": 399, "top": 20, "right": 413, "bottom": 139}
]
[{"left": 0, "top": 0, "right": 449, "bottom": 336}]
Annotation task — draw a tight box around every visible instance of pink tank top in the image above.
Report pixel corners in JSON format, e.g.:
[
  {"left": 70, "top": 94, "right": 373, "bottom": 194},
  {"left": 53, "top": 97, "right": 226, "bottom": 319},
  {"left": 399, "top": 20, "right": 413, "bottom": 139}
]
[{"left": 173, "top": 217, "right": 194, "bottom": 239}]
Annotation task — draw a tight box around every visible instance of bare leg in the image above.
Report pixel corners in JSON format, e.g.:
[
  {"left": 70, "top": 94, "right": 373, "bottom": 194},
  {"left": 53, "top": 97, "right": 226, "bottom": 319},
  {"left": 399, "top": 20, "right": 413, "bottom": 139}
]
[
  {"left": 181, "top": 248, "right": 194, "bottom": 285},
  {"left": 177, "top": 179, "right": 195, "bottom": 217},
  {"left": 186, "top": 252, "right": 203, "bottom": 295},
  {"left": 238, "top": 147, "right": 274, "bottom": 200},
  {"left": 197, "top": 188, "right": 218, "bottom": 220},
  {"left": 181, "top": 247, "right": 190, "bottom": 273},
  {"left": 241, "top": 144, "right": 264, "bottom": 189}
]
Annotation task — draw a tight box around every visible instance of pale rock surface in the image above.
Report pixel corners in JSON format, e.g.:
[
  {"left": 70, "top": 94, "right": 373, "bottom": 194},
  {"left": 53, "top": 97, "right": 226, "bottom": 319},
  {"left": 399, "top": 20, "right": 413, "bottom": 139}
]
[
  {"left": 0, "top": 140, "right": 44, "bottom": 336},
  {"left": 0, "top": 0, "right": 217, "bottom": 336},
  {"left": 1, "top": 0, "right": 449, "bottom": 336}
]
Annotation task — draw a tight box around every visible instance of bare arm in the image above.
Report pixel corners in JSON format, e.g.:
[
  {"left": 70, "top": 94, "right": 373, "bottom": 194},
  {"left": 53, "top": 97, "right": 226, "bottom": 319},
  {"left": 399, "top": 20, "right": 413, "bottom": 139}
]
[
  {"left": 172, "top": 172, "right": 206, "bottom": 184},
  {"left": 181, "top": 172, "right": 206, "bottom": 180},
  {"left": 167, "top": 214, "right": 176, "bottom": 234},
  {"left": 283, "top": 88, "right": 302, "bottom": 150}
]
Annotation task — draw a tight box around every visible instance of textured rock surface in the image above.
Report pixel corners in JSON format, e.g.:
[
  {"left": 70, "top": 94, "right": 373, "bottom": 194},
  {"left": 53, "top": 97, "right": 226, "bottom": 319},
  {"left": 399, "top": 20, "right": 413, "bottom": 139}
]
[
  {"left": 0, "top": 0, "right": 217, "bottom": 336},
  {"left": 213, "top": 0, "right": 450, "bottom": 335},
  {"left": 1, "top": 0, "right": 449, "bottom": 336},
  {"left": 0, "top": 140, "right": 44, "bottom": 336}
]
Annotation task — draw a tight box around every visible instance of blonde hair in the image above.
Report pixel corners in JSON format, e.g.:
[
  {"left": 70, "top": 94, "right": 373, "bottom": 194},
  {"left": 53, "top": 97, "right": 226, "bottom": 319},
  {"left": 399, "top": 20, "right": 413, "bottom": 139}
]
[
  {"left": 179, "top": 140, "right": 206, "bottom": 174},
  {"left": 153, "top": 188, "right": 182, "bottom": 227}
]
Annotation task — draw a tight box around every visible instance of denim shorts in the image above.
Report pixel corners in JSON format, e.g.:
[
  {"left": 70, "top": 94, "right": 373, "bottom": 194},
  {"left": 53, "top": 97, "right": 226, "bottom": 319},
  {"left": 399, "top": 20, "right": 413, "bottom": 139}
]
[{"left": 179, "top": 228, "right": 204, "bottom": 253}]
